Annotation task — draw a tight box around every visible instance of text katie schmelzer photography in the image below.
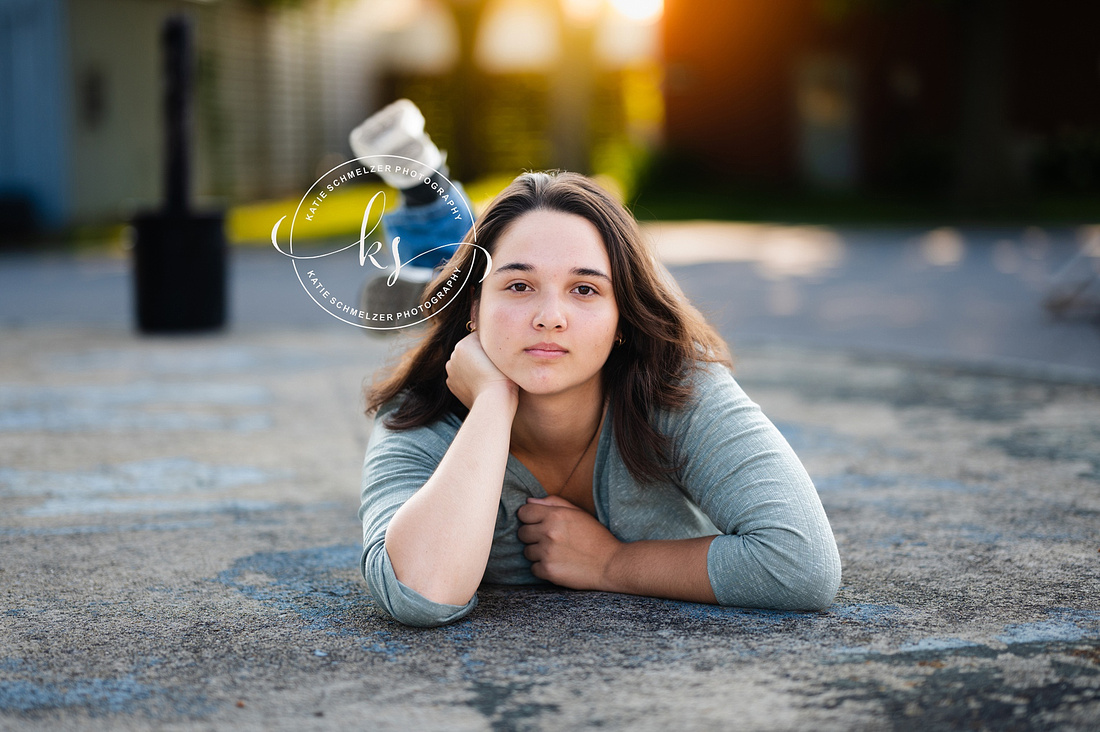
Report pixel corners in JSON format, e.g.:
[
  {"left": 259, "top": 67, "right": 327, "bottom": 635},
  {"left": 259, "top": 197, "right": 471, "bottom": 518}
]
[
  {"left": 304, "top": 265, "right": 463, "bottom": 323},
  {"left": 303, "top": 162, "right": 465, "bottom": 221}
]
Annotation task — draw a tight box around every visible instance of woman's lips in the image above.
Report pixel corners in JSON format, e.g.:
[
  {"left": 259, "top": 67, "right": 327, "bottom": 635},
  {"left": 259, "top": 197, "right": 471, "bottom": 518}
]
[{"left": 524, "top": 342, "right": 568, "bottom": 357}]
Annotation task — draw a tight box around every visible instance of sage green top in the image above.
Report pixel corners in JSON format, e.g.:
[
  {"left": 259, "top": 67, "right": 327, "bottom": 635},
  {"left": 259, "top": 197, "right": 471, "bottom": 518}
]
[{"left": 359, "top": 362, "right": 841, "bottom": 627}]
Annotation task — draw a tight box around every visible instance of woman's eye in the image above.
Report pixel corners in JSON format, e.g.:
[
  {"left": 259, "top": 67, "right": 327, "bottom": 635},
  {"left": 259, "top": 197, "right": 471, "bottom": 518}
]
[
  {"left": 507, "top": 282, "right": 530, "bottom": 292},
  {"left": 574, "top": 285, "right": 596, "bottom": 296}
]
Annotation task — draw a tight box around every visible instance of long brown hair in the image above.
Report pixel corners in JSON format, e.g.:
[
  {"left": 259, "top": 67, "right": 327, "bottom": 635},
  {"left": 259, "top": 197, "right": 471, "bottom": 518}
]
[{"left": 367, "top": 171, "right": 730, "bottom": 483}]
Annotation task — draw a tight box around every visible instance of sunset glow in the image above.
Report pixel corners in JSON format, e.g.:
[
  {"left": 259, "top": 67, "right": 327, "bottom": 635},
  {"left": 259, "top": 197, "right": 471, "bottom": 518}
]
[{"left": 609, "top": 0, "right": 662, "bottom": 23}]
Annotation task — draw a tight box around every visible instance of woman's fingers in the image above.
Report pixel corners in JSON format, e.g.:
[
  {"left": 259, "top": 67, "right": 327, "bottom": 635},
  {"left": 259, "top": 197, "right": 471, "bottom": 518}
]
[
  {"left": 516, "top": 522, "right": 538, "bottom": 544},
  {"left": 515, "top": 499, "right": 622, "bottom": 590},
  {"left": 516, "top": 495, "right": 576, "bottom": 524},
  {"left": 445, "top": 332, "right": 516, "bottom": 408},
  {"left": 525, "top": 495, "right": 577, "bottom": 509}
]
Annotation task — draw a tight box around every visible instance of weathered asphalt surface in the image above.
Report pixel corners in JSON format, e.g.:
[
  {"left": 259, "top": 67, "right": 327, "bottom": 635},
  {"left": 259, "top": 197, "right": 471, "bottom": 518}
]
[{"left": 1, "top": 223, "right": 1098, "bottom": 730}]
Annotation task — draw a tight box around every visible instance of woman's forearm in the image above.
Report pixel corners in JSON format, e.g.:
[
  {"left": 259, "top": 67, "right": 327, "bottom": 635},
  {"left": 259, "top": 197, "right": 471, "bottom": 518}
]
[
  {"left": 384, "top": 387, "right": 517, "bottom": 605},
  {"left": 603, "top": 536, "right": 718, "bottom": 604}
]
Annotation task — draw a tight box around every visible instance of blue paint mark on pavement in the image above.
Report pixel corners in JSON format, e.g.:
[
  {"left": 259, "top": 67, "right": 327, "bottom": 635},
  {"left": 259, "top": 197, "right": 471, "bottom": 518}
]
[
  {"left": 214, "top": 545, "right": 409, "bottom": 658},
  {"left": 996, "top": 608, "right": 1100, "bottom": 645},
  {"left": 0, "top": 676, "right": 153, "bottom": 714},
  {"left": 896, "top": 637, "right": 984, "bottom": 653},
  {"left": 0, "top": 658, "right": 211, "bottom": 717}
]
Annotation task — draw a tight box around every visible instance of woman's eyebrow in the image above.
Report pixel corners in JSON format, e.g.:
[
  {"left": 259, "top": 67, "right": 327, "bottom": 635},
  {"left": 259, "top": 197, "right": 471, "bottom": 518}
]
[
  {"left": 494, "top": 262, "right": 533, "bottom": 274},
  {"left": 572, "top": 267, "right": 610, "bottom": 282},
  {"left": 493, "top": 262, "right": 610, "bottom": 281}
]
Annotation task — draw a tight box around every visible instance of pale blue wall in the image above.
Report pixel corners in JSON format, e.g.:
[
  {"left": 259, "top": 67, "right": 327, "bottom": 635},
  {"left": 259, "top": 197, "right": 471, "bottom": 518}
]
[{"left": 0, "top": 0, "right": 69, "bottom": 228}]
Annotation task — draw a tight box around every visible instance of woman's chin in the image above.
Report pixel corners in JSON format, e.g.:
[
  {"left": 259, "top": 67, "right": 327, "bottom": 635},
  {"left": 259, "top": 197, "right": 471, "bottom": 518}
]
[
  {"left": 514, "top": 382, "right": 560, "bottom": 398},
  {"left": 512, "top": 374, "right": 601, "bottom": 400}
]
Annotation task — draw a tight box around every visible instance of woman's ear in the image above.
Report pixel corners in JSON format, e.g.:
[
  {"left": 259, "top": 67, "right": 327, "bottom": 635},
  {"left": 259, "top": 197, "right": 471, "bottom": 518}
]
[{"left": 468, "top": 299, "right": 479, "bottom": 331}]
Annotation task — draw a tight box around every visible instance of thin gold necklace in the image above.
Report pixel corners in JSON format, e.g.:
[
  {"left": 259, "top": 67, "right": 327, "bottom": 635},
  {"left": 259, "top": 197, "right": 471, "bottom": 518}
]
[{"left": 556, "top": 406, "right": 605, "bottom": 495}]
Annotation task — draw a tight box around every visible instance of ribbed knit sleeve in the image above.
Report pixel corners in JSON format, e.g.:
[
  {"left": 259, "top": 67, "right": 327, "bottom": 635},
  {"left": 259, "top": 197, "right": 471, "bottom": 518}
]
[
  {"left": 359, "top": 409, "right": 478, "bottom": 627},
  {"left": 660, "top": 364, "right": 841, "bottom": 610}
]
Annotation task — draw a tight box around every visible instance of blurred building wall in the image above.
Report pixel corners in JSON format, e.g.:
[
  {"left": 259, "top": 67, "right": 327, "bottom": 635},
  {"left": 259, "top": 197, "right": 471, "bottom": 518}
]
[
  {"left": 0, "top": 0, "right": 388, "bottom": 230},
  {"left": 68, "top": 0, "right": 164, "bottom": 224},
  {"left": 199, "top": 0, "right": 384, "bottom": 203}
]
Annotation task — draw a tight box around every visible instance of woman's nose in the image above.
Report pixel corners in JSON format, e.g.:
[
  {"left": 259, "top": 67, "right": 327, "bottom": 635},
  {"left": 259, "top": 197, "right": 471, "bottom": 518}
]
[{"left": 533, "top": 293, "right": 566, "bottom": 330}]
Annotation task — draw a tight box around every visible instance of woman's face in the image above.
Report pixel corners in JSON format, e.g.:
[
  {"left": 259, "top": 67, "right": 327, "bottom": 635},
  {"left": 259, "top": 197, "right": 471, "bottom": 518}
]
[{"left": 475, "top": 209, "right": 619, "bottom": 399}]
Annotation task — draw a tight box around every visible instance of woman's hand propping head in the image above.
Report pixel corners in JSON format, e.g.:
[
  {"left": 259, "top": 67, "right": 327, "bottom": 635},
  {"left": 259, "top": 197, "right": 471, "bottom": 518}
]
[{"left": 445, "top": 331, "right": 519, "bottom": 412}]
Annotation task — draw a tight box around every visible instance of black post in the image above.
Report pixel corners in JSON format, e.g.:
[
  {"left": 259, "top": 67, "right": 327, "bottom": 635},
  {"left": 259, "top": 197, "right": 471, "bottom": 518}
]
[
  {"left": 133, "top": 14, "right": 227, "bottom": 332},
  {"left": 164, "top": 16, "right": 190, "bottom": 215}
]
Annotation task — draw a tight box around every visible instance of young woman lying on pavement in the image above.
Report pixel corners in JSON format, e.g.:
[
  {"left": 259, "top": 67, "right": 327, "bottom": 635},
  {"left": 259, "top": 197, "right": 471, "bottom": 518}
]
[{"left": 358, "top": 166, "right": 841, "bottom": 627}]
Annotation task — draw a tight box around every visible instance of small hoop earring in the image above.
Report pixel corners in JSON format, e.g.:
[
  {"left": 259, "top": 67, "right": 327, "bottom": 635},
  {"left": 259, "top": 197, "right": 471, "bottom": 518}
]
[
  {"left": 466, "top": 320, "right": 476, "bottom": 333},
  {"left": 614, "top": 335, "right": 624, "bottom": 347}
]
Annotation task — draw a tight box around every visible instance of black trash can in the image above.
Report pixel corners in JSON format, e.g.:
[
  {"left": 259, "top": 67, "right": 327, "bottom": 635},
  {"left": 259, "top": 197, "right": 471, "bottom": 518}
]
[
  {"left": 133, "top": 210, "right": 226, "bottom": 331},
  {"left": 133, "top": 14, "right": 227, "bottom": 332}
]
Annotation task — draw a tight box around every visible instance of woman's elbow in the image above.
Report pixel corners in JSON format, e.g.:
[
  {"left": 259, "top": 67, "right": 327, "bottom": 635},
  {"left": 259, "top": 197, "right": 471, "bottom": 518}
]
[
  {"left": 712, "top": 532, "right": 841, "bottom": 611},
  {"left": 787, "top": 565, "right": 840, "bottom": 611},
  {"left": 365, "top": 575, "right": 473, "bottom": 628},
  {"left": 362, "top": 544, "right": 476, "bottom": 627},
  {"left": 378, "top": 599, "right": 467, "bottom": 628},
  {"left": 400, "top": 579, "right": 476, "bottom": 611},
  {"left": 777, "top": 543, "right": 841, "bottom": 611}
]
